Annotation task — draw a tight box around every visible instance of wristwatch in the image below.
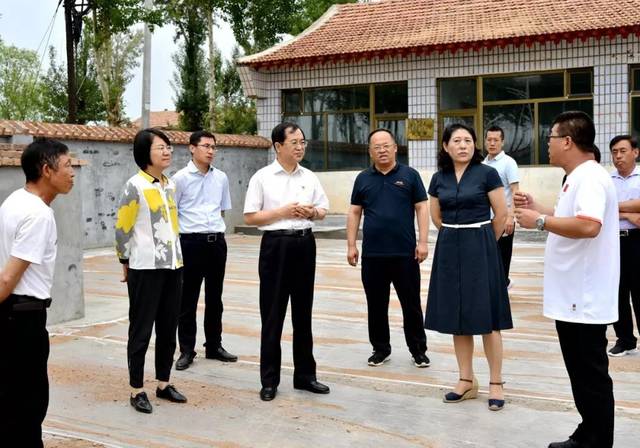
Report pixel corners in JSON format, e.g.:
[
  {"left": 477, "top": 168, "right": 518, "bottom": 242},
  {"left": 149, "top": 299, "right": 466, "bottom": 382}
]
[{"left": 535, "top": 215, "right": 546, "bottom": 231}]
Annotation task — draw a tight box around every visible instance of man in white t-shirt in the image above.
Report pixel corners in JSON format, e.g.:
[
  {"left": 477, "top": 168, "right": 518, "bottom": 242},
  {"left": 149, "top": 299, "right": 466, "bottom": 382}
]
[
  {"left": 483, "top": 125, "right": 520, "bottom": 289},
  {"left": 0, "top": 139, "right": 75, "bottom": 447},
  {"left": 515, "top": 111, "right": 618, "bottom": 448}
]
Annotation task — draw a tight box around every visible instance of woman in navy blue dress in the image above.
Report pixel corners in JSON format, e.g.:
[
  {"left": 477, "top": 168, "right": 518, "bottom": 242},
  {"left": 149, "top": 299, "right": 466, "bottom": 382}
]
[{"left": 425, "top": 123, "right": 513, "bottom": 411}]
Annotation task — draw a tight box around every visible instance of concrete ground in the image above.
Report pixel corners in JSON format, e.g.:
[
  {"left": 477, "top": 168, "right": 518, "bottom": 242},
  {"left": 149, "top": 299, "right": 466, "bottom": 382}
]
[{"left": 43, "top": 234, "right": 639, "bottom": 448}]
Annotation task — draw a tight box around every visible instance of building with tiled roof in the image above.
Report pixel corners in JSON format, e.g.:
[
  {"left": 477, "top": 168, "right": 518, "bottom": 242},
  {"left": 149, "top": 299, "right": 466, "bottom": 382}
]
[
  {"left": 132, "top": 110, "right": 181, "bottom": 129},
  {"left": 238, "top": 0, "right": 640, "bottom": 171}
]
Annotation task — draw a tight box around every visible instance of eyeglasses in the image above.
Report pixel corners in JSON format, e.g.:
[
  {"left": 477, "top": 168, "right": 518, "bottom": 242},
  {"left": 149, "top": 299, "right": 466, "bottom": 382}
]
[
  {"left": 546, "top": 135, "right": 568, "bottom": 144},
  {"left": 152, "top": 145, "right": 173, "bottom": 153},
  {"left": 286, "top": 140, "right": 307, "bottom": 148},
  {"left": 371, "top": 144, "right": 395, "bottom": 152},
  {"left": 197, "top": 144, "right": 217, "bottom": 151}
]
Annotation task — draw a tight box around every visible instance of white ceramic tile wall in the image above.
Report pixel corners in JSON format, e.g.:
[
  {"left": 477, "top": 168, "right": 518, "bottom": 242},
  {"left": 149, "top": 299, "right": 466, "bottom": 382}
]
[{"left": 246, "top": 35, "right": 640, "bottom": 169}]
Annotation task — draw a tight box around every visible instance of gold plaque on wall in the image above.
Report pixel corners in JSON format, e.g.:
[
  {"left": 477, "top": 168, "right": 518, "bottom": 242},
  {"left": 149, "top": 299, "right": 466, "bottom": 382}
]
[{"left": 407, "top": 118, "right": 434, "bottom": 141}]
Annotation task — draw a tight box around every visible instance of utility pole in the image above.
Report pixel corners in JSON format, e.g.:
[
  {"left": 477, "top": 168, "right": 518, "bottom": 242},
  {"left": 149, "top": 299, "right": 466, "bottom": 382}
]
[
  {"left": 207, "top": 8, "right": 216, "bottom": 131},
  {"left": 141, "top": 0, "right": 153, "bottom": 129},
  {"left": 64, "top": 0, "right": 78, "bottom": 123}
]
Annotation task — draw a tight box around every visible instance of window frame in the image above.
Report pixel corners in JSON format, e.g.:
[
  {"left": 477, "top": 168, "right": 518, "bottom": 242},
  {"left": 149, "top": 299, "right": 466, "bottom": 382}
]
[
  {"left": 437, "top": 68, "right": 594, "bottom": 166},
  {"left": 630, "top": 65, "right": 640, "bottom": 139},
  {"left": 281, "top": 82, "right": 408, "bottom": 171}
]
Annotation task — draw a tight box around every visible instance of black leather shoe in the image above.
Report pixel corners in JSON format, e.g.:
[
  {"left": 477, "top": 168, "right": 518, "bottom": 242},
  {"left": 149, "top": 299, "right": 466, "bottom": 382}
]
[
  {"left": 548, "top": 438, "right": 583, "bottom": 448},
  {"left": 293, "top": 379, "right": 330, "bottom": 394},
  {"left": 175, "top": 351, "right": 196, "bottom": 370},
  {"left": 130, "top": 392, "right": 152, "bottom": 414},
  {"left": 260, "top": 386, "right": 277, "bottom": 401},
  {"left": 206, "top": 346, "right": 238, "bottom": 362},
  {"left": 156, "top": 384, "right": 187, "bottom": 403}
]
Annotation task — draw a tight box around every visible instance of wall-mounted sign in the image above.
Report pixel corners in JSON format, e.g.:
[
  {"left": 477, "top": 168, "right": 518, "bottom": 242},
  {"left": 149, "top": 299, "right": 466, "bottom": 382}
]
[{"left": 407, "top": 118, "right": 434, "bottom": 141}]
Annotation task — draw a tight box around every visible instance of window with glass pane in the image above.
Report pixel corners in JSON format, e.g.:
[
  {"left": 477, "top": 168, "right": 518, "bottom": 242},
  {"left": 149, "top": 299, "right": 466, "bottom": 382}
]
[
  {"left": 483, "top": 104, "right": 534, "bottom": 165},
  {"left": 327, "top": 113, "right": 370, "bottom": 170},
  {"left": 283, "top": 90, "right": 301, "bottom": 114},
  {"left": 569, "top": 71, "right": 592, "bottom": 95},
  {"left": 303, "top": 86, "right": 369, "bottom": 113},
  {"left": 632, "top": 97, "right": 640, "bottom": 139},
  {"left": 483, "top": 73, "right": 564, "bottom": 101},
  {"left": 439, "top": 78, "right": 477, "bottom": 110},
  {"left": 633, "top": 68, "right": 640, "bottom": 91},
  {"left": 537, "top": 100, "right": 593, "bottom": 165},
  {"left": 442, "top": 115, "right": 475, "bottom": 130},
  {"left": 284, "top": 115, "right": 325, "bottom": 171},
  {"left": 375, "top": 83, "right": 408, "bottom": 114},
  {"left": 377, "top": 119, "right": 408, "bottom": 165}
]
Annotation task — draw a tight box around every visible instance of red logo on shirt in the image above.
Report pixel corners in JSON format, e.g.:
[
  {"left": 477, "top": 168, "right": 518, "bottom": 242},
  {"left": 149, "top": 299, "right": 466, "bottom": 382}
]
[{"left": 563, "top": 183, "right": 569, "bottom": 192}]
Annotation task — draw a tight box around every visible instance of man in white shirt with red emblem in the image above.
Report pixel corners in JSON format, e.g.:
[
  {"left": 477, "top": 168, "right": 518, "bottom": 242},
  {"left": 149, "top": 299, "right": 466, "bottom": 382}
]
[
  {"left": 244, "top": 122, "right": 330, "bottom": 402},
  {"left": 515, "top": 111, "right": 618, "bottom": 448},
  {"left": 0, "top": 138, "right": 75, "bottom": 447}
]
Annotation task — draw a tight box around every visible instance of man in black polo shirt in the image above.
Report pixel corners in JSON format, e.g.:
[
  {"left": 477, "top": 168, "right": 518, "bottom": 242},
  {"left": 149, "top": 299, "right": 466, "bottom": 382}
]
[{"left": 347, "top": 128, "right": 430, "bottom": 367}]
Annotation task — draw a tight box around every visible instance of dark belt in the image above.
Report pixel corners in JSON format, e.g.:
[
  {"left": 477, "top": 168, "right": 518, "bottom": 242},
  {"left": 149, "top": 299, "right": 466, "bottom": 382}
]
[
  {"left": 3, "top": 294, "right": 52, "bottom": 312},
  {"left": 264, "top": 228, "right": 313, "bottom": 237},
  {"left": 180, "top": 232, "right": 225, "bottom": 242},
  {"left": 620, "top": 229, "right": 640, "bottom": 237}
]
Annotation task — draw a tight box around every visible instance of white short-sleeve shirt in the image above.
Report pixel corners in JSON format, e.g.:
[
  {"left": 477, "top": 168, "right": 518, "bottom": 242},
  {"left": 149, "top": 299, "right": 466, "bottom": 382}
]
[
  {"left": 543, "top": 160, "right": 619, "bottom": 324},
  {"left": 483, "top": 151, "right": 520, "bottom": 207},
  {"left": 611, "top": 166, "right": 640, "bottom": 230},
  {"left": 0, "top": 188, "right": 57, "bottom": 299},
  {"left": 243, "top": 160, "right": 330, "bottom": 231}
]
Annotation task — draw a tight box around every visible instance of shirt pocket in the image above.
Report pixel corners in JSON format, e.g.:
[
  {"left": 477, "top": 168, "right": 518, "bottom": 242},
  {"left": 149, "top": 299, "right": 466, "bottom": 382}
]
[{"left": 295, "top": 182, "right": 315, "bottom": 205}]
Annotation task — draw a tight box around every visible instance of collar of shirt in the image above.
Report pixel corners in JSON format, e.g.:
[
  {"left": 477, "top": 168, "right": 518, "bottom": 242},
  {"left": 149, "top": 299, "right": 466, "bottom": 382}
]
[
  {"left": 187, "top": 160, "right": 213, "bottom": 175},
  {"left": 484, "top": 151, "right": 505, "bottom": 163},
  {"left": 269, "top": 159, "right": 302, "bottom": 175},
  {"left": 611, "top": 165, "right": 640, "bottom": 180},
  {"left": 139, "top": 169, "right": 169, "bottom": 185},
  {"left": 370, "top": 162, "right": 400, "bottom": 175}
]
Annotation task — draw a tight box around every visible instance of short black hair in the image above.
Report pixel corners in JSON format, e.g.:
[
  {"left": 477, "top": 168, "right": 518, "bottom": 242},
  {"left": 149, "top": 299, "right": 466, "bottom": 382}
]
[
  {"left": 368, "top": 128, "right": 395, "bottom": 144},
  {"left": 133, "top": 128, "right": 171, "bottom": 170},
  {"left": 21, "top": 138, "right": 70, "bottom": 183},
  {"left": 485, "top": 125, "right": 504, "bottom": 140},
  {"left": 552, "top": 111, "right": 596, "bottom": 154},
  {"left": 609, "top": 134, "right": 638, "bottom": 151},
  {"left": 438, "top": 123, "right": 484, "bottom": 171},
  {"left": 189, "top": 130, "right": 216, "bottom": 146},
  {"left": 271, "top": 122, "right": 304, "bottom": 149}
]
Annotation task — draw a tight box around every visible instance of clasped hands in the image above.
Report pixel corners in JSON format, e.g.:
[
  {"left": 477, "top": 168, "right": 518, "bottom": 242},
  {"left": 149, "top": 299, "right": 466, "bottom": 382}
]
[
  {"left": 513, "top": 191, "right": 539, "bottom": 229},
  {"left": 280, "top": 202, "right": 316, "bottom": 220}
]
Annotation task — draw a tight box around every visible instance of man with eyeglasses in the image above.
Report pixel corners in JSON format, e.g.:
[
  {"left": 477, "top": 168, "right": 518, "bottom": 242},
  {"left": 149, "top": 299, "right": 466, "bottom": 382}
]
[
  {"left": 608, "top": 135, "right": 640, "bottom": 357},
  {"left": 482, "top": 125, "right": 520, "bottom": 291},
  {"left": 346, "top": 128, "right": 430, "bottom": 369},
  {"left": 172, "top": 130, "right": 237, "bottom": 371},
  {"left": 515, "top": 111, "right": 618, "bottom": 448},
  {"left": 244, "top": 122, "right": 330, "bottom": 402}
]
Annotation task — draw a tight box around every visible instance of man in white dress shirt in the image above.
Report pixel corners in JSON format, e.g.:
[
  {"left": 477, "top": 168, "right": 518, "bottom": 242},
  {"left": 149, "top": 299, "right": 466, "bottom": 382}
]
[
  {"left": 0, "top": 138, "right": 75, "bottom": 447},
  {"left": 608, "top": 135, "right": 640, "bottom": 357},
  {"left": 515, "top": 111, "right": 618, "bottom": 448},
  {"left": 244, "top": 122, "right": 330, "bottom": 401},
  {"left": 173, "top": 130, "right": 237, "bottom": 370}
]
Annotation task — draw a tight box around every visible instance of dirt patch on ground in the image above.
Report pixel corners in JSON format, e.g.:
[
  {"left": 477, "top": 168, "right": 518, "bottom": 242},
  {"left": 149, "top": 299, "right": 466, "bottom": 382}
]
[{"left": 44, "top": 434, "right": 104, "bottom": 448}]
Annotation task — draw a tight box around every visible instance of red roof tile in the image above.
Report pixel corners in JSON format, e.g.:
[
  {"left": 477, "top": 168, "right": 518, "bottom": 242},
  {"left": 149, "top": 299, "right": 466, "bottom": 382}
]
[
  {"left": 239, "top": 0, "right": 640, "bottom": 69},
  {"left": 0, "top": 144, "right": 86, "bottom": 167},
  {"left": 0, "top": 120, "right": 271, "bottom": 149},
  {"left": 132, "top": 110, "right": 181, "bottom": 129}
]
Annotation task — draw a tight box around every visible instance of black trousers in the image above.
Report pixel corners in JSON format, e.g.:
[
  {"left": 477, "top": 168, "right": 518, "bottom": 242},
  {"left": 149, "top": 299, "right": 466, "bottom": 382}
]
[
  {"left": 259, "top": 232, "right": 317, "bottom": 387},
  {"left": 497, "top": 232, "right": 514, "bottom": 284},
  {"left": 0, "top": 299, "right": 49, "bottom": 448},
  {"left": 178, "top": 235, "right": 227, "bottom": 355},
  {"left": 127, "top": 268, "right": 182, "bottom": 389},
  {"left": 361, "top": 256, "right": 427, "bottom": 355},
  {"left": 556, "top": 320, "right": 614, "bottom": 448},
  {"left": 613, "top": 234, "right": 640, "bottom": 348}
]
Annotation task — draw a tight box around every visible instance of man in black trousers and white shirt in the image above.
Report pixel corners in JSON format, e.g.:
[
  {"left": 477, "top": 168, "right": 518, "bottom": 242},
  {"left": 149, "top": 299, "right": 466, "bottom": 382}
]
[{"left": 244, "top": 122, "right": 330, "bottom": 402}]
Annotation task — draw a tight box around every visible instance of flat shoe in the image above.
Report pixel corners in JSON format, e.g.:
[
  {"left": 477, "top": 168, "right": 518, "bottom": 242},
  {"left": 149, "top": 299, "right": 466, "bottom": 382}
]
[
  {"left": 156, "top": 384, "right": 187, "bottom": 403},
  {"left": 130, "top": 391, "right": 152, "bottom": 414}
]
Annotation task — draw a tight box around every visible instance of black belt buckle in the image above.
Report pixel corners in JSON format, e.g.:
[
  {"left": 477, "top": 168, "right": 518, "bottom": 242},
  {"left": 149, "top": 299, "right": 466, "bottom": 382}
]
[
  {"left": 620, "top": 230, "right": 629, "bottom": 237},
  {"left": 207, "top": 233, "right": 219, "bottom": 242}
]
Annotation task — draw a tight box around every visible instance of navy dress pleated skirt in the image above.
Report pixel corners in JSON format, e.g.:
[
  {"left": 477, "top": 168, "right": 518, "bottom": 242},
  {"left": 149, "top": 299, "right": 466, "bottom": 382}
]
[{"left": 425, "top": 163, "right": 513, "bottom": 335}]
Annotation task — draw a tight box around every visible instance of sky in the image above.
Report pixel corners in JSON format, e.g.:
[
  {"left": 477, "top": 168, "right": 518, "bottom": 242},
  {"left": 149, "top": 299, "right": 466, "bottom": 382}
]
[{"left": 0, "top": 0, "right": 239, "bottom": 121}]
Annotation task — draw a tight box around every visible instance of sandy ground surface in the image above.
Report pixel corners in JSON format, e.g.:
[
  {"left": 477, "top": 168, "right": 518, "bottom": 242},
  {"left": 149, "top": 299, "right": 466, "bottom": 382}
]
[{"left": 41, "top": 234, "right": 639, "bottom": 447}]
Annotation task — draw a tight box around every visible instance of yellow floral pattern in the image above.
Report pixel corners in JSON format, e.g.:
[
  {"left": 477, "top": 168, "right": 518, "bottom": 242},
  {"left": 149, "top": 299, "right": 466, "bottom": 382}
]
[{"left": 115, "top": 200, "right": 139, "bottom": 233}]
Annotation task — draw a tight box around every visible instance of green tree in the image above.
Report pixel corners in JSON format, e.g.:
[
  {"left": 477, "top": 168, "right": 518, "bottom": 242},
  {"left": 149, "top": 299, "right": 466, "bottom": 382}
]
[
  {"left": 0, "top": 39, "right": 44, "bottom": 120},
  {"left": 289, "top": 0, "right": 357, "bottom": 36},
  {"left": 41, "top": 43, "right": 107, "bottom": 124},
  {"left": 88, "top": 0, "right": 160, "bottom": 125}
]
